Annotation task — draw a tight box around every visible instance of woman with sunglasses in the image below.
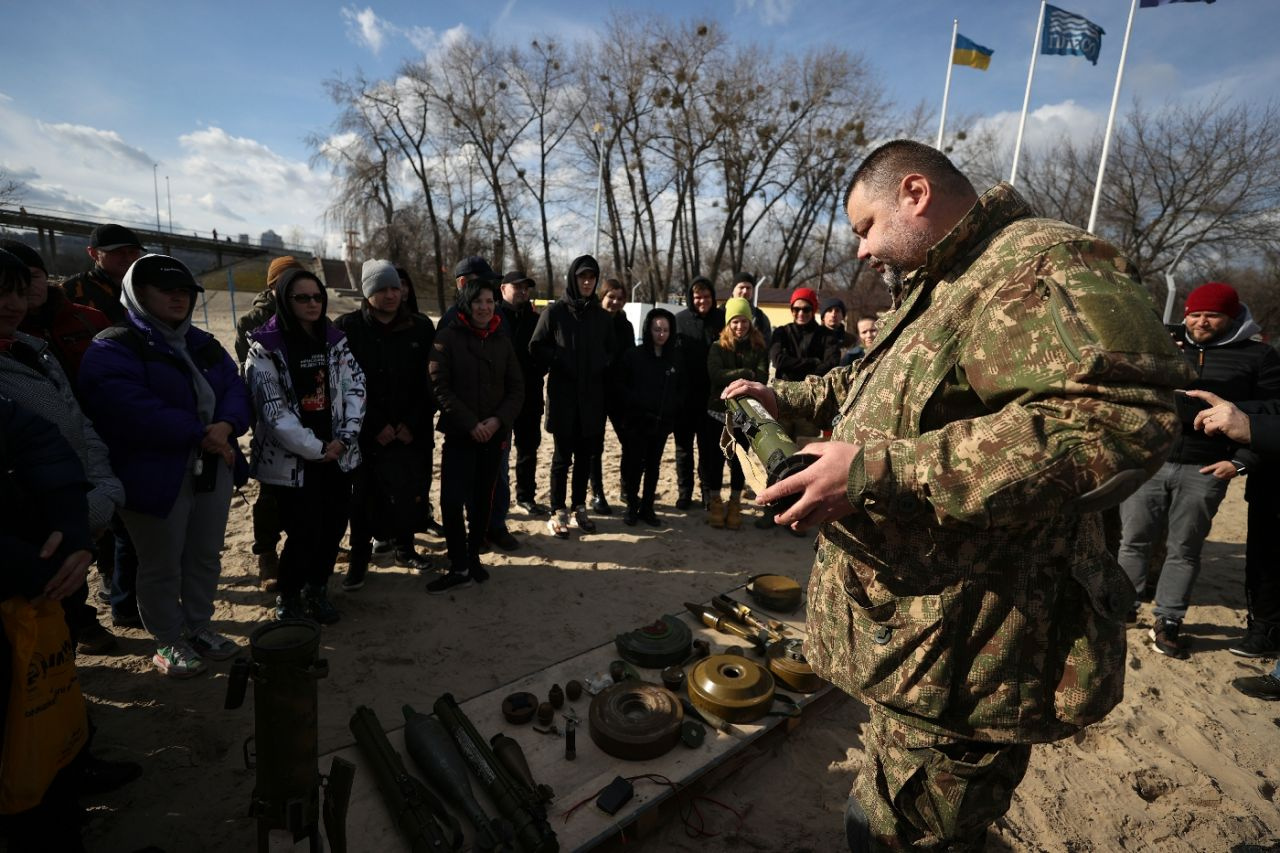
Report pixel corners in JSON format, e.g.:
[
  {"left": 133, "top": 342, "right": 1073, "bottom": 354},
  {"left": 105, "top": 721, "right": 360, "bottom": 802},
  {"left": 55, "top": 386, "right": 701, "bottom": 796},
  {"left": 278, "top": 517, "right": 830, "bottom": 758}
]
[
  {"left": 245, "top": 268, "right": 365, "bottom": 623},
  {"left": 79, "top": 255, "right": 251, "bottom": 678}
]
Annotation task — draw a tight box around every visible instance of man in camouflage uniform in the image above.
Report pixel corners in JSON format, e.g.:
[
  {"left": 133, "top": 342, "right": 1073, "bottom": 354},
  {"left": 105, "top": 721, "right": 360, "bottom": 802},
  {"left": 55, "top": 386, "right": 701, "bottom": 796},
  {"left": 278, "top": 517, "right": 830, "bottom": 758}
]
[{"left": 726, "top": 140, "right": 1188, "bottom": 851}]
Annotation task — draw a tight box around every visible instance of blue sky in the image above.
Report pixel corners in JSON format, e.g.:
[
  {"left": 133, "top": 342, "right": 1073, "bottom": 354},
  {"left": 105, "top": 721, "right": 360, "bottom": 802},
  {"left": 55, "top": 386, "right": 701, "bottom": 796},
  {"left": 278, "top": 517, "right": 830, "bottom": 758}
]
[{"left": 1, "top": 0, "right": 1273, "bottom": 253}]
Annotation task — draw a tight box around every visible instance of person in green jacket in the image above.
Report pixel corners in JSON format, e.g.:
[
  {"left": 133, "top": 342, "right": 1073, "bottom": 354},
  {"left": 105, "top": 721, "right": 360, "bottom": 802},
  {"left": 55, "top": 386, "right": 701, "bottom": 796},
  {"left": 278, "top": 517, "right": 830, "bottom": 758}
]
[{"left": 705, "top": 297, "right": 769, "bottom": 530}]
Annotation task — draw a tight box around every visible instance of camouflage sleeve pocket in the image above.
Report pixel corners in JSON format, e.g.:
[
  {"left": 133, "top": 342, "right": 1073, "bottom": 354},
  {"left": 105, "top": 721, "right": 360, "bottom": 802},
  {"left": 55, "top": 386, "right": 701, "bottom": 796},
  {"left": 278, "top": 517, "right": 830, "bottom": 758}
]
[
  {"left": 1046, "top": 275, "right": 1171, "bottom": 361},
  {"left": 843, "top": 583, "right": 956, "bottom": 721}
]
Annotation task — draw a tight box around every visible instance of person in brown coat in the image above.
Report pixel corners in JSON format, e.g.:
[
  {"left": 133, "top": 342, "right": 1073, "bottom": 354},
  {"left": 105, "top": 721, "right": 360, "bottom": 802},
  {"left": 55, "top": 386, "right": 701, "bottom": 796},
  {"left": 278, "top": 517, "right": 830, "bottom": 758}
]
[{"left": 427, "top": 278, "right": 523, "bottom": 594}]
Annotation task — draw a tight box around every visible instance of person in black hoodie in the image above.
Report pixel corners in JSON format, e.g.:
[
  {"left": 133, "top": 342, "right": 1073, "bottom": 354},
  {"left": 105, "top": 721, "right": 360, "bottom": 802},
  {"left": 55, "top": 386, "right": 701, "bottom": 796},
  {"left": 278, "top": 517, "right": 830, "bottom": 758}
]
[
  {"left": 620, "top": 308, "right": 683, "bottom": 526},
  {"left": 672, "top": 276, "right": 722, "bottom": 510},
  {"left": 499, "top": 270, "right": 549, "bottom": 517},
  {"left": 1117, "top": 282, "right": 1280, "bottom": 659},
  {"left": 529, "top": 255, "right": 615, "bottom": 538},
  {"left": 335, "top": 260, "right": 435, "bottom": 580},
  {"left": 428, "top": 278, "right": 523, "bottom": 594},
  {"left": 590, "top": 277, "right": 635, "bottom": 515}
]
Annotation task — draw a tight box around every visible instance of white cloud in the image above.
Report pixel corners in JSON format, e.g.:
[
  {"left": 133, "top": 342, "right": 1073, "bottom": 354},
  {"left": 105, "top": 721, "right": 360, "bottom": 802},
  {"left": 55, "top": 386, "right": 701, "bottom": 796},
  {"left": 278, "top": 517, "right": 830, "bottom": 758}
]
[
  {"left": 341, "top": 6, "right": 393, "bottom": 54},
  {"left": 36, "top": 121, "right": 153, "bottom": 170},
  {"left": 734, "top": 0, "right": 798, "bottom": 27},
  {"left": 972, "top": 99, "right": 1104, "bottom": 157}
]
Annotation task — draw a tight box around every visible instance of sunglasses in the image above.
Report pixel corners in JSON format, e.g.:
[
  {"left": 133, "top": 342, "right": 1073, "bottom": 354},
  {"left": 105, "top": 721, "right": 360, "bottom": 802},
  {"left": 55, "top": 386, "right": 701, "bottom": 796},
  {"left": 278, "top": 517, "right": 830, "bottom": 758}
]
[
  {"left": 291, "top": 293, "right": 324, "bottom": 304},
  {"left": 791, "top": 305, "right": 813, "bottom": 314}
]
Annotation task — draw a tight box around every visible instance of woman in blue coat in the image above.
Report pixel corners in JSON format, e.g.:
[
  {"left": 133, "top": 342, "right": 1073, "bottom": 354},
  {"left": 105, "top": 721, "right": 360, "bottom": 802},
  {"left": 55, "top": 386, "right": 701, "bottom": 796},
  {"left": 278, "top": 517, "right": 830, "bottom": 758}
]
[{"left": 79, "top": 255, "right": 250, "bottom": 679}]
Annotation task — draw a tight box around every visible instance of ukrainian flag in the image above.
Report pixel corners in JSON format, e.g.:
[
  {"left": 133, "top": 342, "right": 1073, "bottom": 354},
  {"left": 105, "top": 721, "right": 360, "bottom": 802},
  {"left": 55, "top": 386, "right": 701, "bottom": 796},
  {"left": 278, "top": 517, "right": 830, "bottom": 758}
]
[{"left": 953, "top": 34, "right": 994, "bottom": 70}]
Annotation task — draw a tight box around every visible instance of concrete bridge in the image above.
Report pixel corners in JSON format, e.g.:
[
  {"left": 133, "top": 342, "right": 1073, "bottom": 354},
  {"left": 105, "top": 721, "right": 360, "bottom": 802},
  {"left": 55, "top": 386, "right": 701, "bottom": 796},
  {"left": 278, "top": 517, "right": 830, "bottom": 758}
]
[{"left": 0, "top": 207, "right": 309, "bottom": 276}]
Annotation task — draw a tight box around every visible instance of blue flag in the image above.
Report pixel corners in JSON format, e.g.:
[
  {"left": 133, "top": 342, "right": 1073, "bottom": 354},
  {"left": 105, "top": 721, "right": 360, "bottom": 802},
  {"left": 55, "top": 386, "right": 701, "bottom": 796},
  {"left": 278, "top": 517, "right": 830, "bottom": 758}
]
[
  {"left": 1042, "top": 4, "right": 1106, "bottom": 65},
  {"left": 1140, "top": 0, "right": 1214, "bottom": 6}
]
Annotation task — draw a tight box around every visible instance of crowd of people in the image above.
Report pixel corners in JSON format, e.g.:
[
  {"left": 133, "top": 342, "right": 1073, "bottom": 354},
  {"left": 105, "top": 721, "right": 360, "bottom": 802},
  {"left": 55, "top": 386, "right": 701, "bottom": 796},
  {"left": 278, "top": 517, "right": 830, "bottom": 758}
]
[{"left": 3, "top": 139, "right": 1279, "bottom": 852}]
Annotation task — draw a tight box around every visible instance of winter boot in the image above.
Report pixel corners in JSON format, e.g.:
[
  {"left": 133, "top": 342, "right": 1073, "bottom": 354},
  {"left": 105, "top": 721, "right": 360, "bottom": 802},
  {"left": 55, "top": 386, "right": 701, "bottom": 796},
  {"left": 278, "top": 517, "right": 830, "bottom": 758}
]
[
  {"left": 707, "top": 495, "right": 726, "bottom": 529},
  {"left": 725, "top": 498, "right": 742, "bottom": 530}
]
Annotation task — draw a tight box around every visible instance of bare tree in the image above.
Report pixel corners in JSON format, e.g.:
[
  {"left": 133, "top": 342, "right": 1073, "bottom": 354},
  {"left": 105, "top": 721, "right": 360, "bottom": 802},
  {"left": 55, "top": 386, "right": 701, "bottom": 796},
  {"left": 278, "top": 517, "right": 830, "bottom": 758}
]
[{"left": 0, "top": 169, "right": 20, "bottom": 207}]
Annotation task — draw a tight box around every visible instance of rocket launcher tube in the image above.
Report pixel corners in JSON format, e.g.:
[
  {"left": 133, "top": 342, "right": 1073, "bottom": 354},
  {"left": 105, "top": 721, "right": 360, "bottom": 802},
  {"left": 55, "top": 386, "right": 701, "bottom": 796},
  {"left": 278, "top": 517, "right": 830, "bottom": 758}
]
[
  {"left": 402, "top": 705, "right": 515, "bottom": 852},
  {"left": 432, "top": 693, "right": 559, "bottom": 853},
  {"left": 348, "top": 705, "right": 462, "bottom": 852}
]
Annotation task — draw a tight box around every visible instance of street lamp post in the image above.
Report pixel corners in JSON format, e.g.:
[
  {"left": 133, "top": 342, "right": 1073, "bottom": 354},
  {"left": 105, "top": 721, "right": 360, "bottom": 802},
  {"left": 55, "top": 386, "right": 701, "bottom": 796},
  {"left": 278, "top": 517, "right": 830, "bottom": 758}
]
[
  {"left": 152, "top": 164, "right": 161, "bottom": 232},
  {"left": 165, "top": 176, "right": 173, "bottom": 233}
]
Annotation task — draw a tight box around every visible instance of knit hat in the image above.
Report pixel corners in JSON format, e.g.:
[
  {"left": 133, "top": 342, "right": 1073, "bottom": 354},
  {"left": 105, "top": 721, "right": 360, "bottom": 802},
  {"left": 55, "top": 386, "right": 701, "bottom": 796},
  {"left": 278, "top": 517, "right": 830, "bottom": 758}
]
[
  {"left": 1184, "top": 282, "right": 1240, "bottom": 317},
  {"left": 0, "top": 240, "right": 45, "bottom": 275},
  {"left": 89, "top": 223, "right": 144, "bottom": 252},
  {"left": 733, "top": 271, "right": 756, "bottom": 286},
  {"left": 820, "top": 296, "right": 845, "bottom": 318},
  {"left": 790, "top": 287, "right": 818, "bottom": 309},
  {"left": 361, "top": 259, "right": 400, "bottom": 298},
  {"left": 724, "top": 297, "right": 753, "bottom": 324},
  {"left": 267, "top": 255, "right": 303, "bottom": 287}
]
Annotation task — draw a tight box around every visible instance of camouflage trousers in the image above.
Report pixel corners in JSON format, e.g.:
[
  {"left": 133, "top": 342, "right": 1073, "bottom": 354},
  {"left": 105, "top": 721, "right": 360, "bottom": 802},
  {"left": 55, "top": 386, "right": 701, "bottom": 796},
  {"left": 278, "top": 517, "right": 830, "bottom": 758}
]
[{"left": 847, "top": 709, "right": 1032, "bottom": 852}]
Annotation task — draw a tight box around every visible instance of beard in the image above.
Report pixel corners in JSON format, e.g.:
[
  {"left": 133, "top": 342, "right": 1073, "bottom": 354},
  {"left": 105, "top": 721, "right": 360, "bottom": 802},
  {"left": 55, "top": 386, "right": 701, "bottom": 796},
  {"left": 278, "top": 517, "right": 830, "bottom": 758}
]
[{"left": 873, "top": 218, "right": 934, "bottom": 306}]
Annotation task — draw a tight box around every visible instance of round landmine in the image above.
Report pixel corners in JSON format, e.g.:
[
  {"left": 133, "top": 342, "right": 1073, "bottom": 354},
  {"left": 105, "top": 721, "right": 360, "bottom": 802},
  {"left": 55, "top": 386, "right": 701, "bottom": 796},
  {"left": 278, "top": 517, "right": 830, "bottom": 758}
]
[
  {"left": 588, "top": 681, "right": 684, "bottom": 760},
  {"left": 767, "top": 638, "right": 824, "bottom": 693},
  {"left": 687, "top": 654, "right": 776, "bottom": 724}
]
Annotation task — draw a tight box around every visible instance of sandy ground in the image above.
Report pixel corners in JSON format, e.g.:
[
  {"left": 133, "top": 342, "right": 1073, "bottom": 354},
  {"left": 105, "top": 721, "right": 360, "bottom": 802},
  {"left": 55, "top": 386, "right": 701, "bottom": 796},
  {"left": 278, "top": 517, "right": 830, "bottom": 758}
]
[{"left": 71, "top": 293, "right": 1280, "bottom": 853}]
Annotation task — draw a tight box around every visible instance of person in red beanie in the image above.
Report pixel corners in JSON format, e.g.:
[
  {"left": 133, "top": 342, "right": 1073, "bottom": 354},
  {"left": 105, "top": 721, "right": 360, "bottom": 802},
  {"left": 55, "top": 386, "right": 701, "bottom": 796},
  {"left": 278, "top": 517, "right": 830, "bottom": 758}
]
[{"left": 1117, "top": 281, "right": 1280, "bottom": 659}]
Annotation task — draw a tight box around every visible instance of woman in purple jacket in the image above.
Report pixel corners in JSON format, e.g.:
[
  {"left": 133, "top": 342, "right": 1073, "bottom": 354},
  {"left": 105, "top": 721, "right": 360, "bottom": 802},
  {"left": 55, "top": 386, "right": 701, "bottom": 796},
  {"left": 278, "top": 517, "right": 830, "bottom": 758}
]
[{"left": 79, "top": 255, "right": 250, "bottom": 679}]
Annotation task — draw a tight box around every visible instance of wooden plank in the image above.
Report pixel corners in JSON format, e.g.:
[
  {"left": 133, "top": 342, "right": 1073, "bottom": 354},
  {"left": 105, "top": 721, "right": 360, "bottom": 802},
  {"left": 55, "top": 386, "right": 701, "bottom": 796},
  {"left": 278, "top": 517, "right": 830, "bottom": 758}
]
[{"left": 319, "top": 592, "right": 824, "bottom": 852}]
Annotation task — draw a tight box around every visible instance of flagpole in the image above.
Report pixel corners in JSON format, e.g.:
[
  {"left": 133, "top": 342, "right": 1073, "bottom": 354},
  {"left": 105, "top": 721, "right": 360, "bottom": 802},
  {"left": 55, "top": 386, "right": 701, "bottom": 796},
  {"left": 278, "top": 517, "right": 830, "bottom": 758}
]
[
  {"left": 1010, "top": 0, "right": 1047, "bottom": 185},
  {"left": 936, "top": 19, "right": 959, "bottom": 149},
  {"left": 1087, "top": 0, "right": 1138, "bottom": 234}
]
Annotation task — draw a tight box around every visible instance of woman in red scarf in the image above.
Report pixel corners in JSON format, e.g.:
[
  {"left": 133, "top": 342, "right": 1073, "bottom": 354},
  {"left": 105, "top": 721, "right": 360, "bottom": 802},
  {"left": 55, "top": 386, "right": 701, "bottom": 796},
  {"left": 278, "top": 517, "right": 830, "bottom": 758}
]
[{"left": 427, "top": 279, "right": 523, "bottom": 595}]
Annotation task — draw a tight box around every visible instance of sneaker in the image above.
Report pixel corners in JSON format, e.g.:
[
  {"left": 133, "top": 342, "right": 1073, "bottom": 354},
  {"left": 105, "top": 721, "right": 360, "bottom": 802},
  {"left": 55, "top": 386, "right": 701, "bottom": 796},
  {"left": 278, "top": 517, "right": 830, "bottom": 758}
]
[
  {"left": 547, "top": 512, "right": 571, "bottom": 539},
  {"left": 395, "top": 550, "right": 433, "bottom": 572},
  {"left": 470, "top": 562, "right": 490, "bottom": 584},
  {"left": 1229, "top": 624, "right": 1280, "bottom": 658},
  {"left": 1232, "top": 673, "right": 1280, "bottom": 700},
  {"left": 303, "top": 584, "right": 340, "bottom": 625},
  {"left": 517, "top": 500, "right": 551, "bottom": 517},
  {"left": 78, "top": 621, "right": 119, "bottom": 655},
  {"left": 591, "top": 495, "right": 614, "bottom": 516},
  {"left": 152, "top": 642, "right": 206, "bottom": 679},
  {"left": 487, "top": 528, "right": 520, "bottom": 552},
  {"left": 341, "top": 560, "right": 368, "bottom": 592},
  {"left": 189, "top": 626, "right": 239, "bottom": 661},
  {"left": 1149, "top": 618, "right": 1188, "bottom": 659},
  {"left": 275, "top": 592, "right": 306, "bottom": 621},
  {"left": 570, "top": 506, "right": 596, "bottom": 533},
  {"left": 427, "top": 571, "right": 474, "bottom": 595},
  {"left": 257, "top": 551, "right": 279, "bottom": 592},
  {"left": 80, "top": 754, "right": 143, "bottom": 796}
]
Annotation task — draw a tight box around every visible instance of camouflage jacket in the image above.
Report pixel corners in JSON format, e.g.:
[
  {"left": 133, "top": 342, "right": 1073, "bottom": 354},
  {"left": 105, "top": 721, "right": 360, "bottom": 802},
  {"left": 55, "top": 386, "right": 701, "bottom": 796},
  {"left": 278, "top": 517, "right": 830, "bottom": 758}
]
[{"left": 775, "top": 183, "right": 1189, "bottom": 743}]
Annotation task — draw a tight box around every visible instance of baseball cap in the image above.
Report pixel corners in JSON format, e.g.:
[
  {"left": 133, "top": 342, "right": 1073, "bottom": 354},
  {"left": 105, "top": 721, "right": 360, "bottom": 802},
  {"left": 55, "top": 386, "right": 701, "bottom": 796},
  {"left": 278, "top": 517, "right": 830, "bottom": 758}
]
[
  {"left": 453, "top": 255, "right": 501, "bottom": 282},
  {"left": 89, "top": 223, "right": 145, "bottom": 252},
  {"left": 501, "top": 270, "right": 534, "bottom": 287},
  {"left": 130, "top": 254, "right": 204, "bottom": 292}
]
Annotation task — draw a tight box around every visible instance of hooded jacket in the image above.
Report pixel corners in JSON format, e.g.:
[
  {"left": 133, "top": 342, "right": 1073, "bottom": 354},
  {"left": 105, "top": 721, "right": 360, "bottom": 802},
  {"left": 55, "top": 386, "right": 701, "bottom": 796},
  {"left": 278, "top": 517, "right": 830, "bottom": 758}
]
[
  {"left": 0, "top": 331, "right": 122, "bottom": 531},
  {"left": 431, "top": 304, "right": 524, "bottom": 439},
  {"left": 334, "top": 297, "right": 435, "bottom": 451},
  {"left": 78, "top": 263, "right": 250, "bottom": 517},
  {"left": 245, "top": 269, "right": 365, "bottom": 486},
  {"left": 528, "top": 255, "right": 615, "bottom": 436},
  {"left": 674, "top": 278, "right": 723, "bottom": 418},
  {"left": 1169, "top": 305, "right": 1280, "bottom": 469},
  {"left": 623, "top": 309, "right": 685, "bottom": 433}
]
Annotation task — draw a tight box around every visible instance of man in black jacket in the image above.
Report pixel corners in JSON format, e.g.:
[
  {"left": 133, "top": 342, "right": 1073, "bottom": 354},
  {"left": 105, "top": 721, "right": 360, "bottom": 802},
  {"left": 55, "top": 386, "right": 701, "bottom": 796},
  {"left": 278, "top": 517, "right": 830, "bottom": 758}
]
[
  {"left": 672, "top": 276, "right": 722, "bottom": 510},
  {"left": 499, "top": 270, "right": 549, "bottom": 517},
  {"left": 335, "top": 260, "right": 435, "bottom": 587},
  {"left": 1187, "top": 391, "right": 1280, "bottom": 696},
  {"left": 1118, "top": 282, "right": 1280, "bottom": 659},
  {"left": 63, "top": 224, "right": 144, "bottom": 325},
  {"left": 529, "top": 255, "right": 615, "bottom": 537}
]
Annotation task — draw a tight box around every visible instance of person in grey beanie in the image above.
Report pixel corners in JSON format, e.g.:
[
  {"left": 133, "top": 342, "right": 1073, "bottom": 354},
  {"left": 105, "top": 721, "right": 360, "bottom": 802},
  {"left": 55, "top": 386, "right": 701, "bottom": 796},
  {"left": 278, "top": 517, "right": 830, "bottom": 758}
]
[{"left": 334, "top": 259, "right": 436, "bottom": 588}]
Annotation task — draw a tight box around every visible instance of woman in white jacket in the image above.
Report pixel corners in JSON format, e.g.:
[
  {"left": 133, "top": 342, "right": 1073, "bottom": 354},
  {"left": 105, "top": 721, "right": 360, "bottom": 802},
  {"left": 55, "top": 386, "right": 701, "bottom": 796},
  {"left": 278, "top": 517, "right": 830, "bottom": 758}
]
[{"left": 245, "top": 268, "right": 364, "bottom": 623}]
